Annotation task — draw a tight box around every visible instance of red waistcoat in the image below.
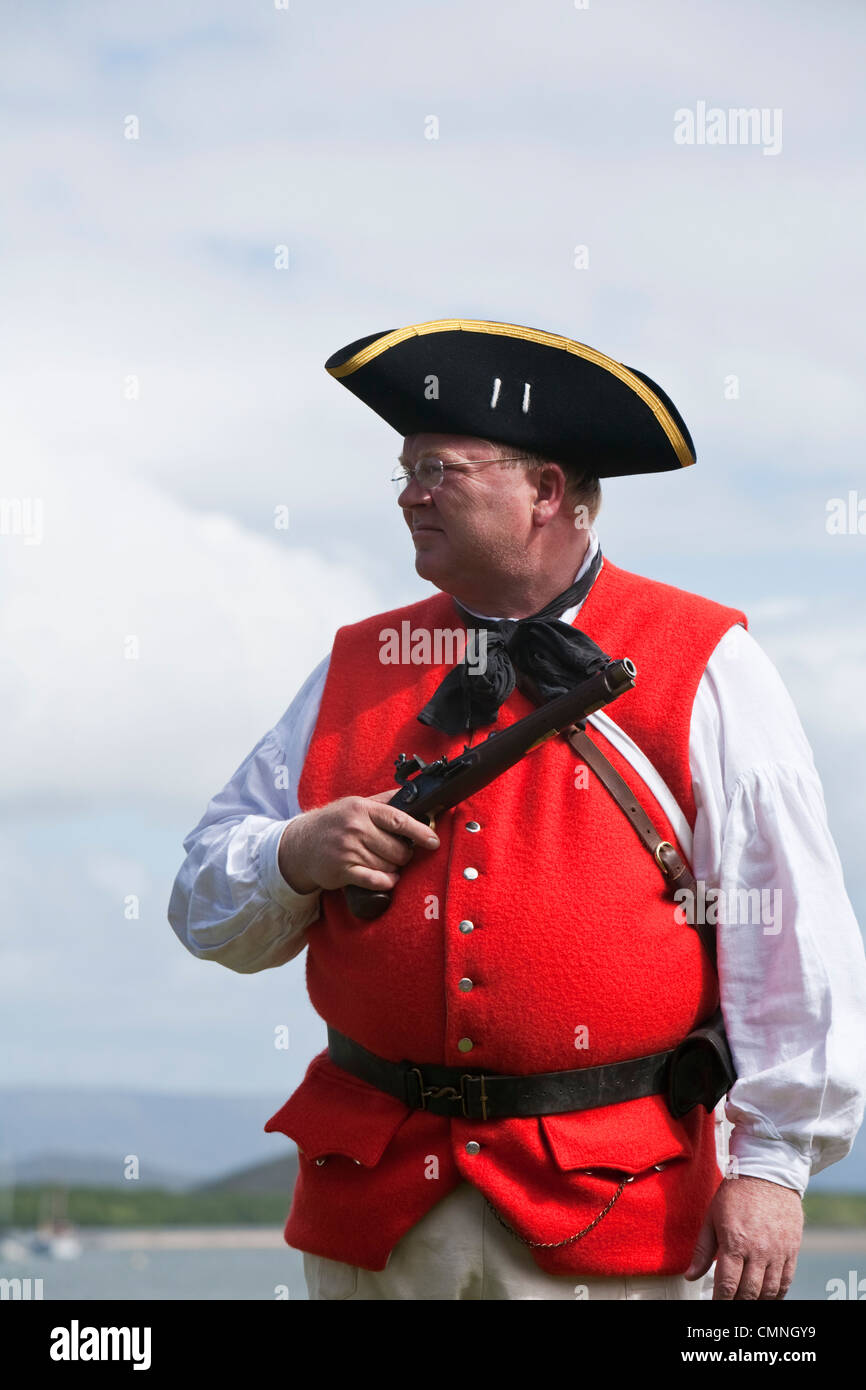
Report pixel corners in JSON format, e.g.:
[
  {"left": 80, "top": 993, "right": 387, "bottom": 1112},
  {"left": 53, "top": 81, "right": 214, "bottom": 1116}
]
[{"left": 264, "top": 558, "right": 748, "bottom": 1276}]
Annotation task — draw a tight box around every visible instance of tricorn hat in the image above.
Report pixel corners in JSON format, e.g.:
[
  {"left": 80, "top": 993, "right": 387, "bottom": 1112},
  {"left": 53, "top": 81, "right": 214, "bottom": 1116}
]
[{"left": 325, "top": 318, "right": 695, "bottom": 479}]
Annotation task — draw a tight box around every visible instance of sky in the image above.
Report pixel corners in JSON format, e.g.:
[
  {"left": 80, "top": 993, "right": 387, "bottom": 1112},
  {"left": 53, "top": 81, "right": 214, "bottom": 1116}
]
[{"left": 1, "top": 1, "right": 864, "bottom": 1184}]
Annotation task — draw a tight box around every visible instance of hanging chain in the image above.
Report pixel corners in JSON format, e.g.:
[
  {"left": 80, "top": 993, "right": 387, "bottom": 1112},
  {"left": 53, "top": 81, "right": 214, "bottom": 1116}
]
[{"left": 485, "top": 1174, "right": 634, "bottom": 1249}]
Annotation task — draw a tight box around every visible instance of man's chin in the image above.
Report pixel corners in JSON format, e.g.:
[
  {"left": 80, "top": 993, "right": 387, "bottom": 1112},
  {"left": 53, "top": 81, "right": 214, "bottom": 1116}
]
[{"left": 413, "top": 550, "right": 454, "bottom": 590}]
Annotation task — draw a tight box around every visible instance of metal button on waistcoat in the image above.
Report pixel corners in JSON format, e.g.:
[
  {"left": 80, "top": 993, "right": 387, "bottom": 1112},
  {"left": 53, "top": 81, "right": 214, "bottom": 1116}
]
[
  {"left": 315, "top": 1157, "right": 327, "bottom": 1166},
  {"left": 457, "top": 1037, "right": 474, "bottom": 1053},
  {"left": 465, "top": 821, "right": 481, "bottom": 832},
  {"left": 465, "top": 1141, "right": 481, "bottom": 1155},
  {"left": 463, "top": 867, "right": 479, "bottom": 880},
  {"left": 458, "top": 920, "right": 474, "bottom": 933},
  {"left": 458, "top": 977, "right": 473, "bottom": 992}
]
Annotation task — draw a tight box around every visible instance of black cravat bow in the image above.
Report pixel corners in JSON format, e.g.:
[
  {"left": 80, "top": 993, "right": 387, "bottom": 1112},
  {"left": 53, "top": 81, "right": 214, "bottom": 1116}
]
[{"left": 417, "top": 548, "right": 609, "bottom": 734}]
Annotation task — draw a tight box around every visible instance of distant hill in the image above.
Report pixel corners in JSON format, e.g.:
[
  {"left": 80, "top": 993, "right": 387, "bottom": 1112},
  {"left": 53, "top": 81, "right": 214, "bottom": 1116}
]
[
  {"left": 2, "top": 1151, "right": 188, "bottom": 1191},
  {"left": 195, "top": 1153, "right": 298, "bottom": 1195},
  {"left": 0, "top": 1086, "right": 294, "bottom": 1188},
  {"left": 2, "top": 1141, "right": 301, "bottom": 1228}
]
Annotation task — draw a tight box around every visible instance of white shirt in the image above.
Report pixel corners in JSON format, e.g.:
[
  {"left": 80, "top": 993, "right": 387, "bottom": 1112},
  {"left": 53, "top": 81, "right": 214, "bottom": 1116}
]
[{"left": 168, "top": 532, "right": 866, "bottom": 1197}]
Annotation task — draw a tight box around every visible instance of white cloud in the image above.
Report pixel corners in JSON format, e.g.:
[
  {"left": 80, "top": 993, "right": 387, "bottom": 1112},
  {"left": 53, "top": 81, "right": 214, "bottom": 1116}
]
[{"left": 0, "top": 438, "right": 384, "bottom": 813}]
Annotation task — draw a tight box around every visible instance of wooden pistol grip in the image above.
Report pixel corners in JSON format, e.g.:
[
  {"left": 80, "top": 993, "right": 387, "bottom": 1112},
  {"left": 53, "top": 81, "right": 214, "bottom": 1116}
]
[
  {"left": 342, "top": 821, "right": 428, "bottom": 921},
  {"left": 343, "top": 884, "right": 392, "bottom": 920}
]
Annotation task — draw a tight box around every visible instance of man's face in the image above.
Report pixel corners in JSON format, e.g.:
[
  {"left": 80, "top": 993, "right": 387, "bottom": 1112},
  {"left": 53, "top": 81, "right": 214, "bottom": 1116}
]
[{"left": 397, "top": 433, "right": 538, "bottom": 596}]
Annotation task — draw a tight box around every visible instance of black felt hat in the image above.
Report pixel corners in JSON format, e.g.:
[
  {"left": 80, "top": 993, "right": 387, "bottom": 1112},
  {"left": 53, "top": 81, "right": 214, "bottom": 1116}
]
[{"left": 325, "top": 318, "right": 695, "bottom": 478}]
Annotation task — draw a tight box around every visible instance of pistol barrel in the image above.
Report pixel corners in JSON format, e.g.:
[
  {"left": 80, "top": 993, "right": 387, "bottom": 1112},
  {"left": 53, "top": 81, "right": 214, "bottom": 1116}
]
[{"left": 343, "top": 657, "right": 636, "bottom": 921}]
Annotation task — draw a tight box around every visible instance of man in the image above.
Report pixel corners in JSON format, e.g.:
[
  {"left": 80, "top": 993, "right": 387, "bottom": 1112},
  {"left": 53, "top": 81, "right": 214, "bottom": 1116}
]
[{"left": 168, "top": 318, "right": 866, "bottom": 1301}]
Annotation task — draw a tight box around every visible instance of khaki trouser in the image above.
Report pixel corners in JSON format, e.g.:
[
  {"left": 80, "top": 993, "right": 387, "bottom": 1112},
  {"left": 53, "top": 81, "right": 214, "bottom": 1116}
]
[
  {"left": 304, "top": 1181, "right": 716, "bottom": 1301},
  {"left": 303, "top": 1109, "right": 729, "bottom": 1301}
]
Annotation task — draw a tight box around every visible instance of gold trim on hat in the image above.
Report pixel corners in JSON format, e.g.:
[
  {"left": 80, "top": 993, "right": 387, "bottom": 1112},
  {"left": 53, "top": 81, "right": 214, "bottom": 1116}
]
[{"left": 326, "top": 318, "right": 694, "bottom": 469}]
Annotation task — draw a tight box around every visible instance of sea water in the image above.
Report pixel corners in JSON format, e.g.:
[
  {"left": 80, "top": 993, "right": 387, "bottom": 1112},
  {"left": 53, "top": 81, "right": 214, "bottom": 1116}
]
[{"left": 0, "top": 1244, "right": 863, "bottom": 1301}]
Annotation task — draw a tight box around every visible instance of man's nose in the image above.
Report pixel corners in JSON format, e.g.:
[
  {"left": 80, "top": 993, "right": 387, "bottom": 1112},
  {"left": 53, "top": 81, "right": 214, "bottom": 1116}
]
[{"left": 398, "top": 474, "right": 434, "bottom": 508}]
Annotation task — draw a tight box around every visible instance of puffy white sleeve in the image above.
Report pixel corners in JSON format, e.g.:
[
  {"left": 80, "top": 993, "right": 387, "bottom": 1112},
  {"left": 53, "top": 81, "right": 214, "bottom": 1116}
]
[
  {"left": 690, "top": 623, "right": 866, "bottom": 1195},
  {"left": 167, "top": 655, "right": 330, "bottom": 974}
]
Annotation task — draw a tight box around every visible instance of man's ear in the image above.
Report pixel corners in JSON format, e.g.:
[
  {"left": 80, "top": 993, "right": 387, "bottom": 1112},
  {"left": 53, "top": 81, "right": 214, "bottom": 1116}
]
[{"left": 531, "top": 464, "right": 568, "bottom": 522}]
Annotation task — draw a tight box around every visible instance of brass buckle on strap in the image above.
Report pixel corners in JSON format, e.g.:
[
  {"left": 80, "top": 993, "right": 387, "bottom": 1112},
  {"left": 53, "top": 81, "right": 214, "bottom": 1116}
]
[
  {"left": 460, "top": 1073, "right": 490, "bottom": 1121},
  {"left": 653, "top": 840, "right": 674, "bottom": 876},
  {"left": 408, "top": 1068, "right": 490, "bottom": 1120}
]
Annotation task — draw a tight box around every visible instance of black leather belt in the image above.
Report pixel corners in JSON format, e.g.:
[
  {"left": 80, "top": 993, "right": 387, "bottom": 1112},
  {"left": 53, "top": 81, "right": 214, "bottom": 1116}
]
[{"left": 327, "top": 1025, "right": 675, "bottom": 1121}]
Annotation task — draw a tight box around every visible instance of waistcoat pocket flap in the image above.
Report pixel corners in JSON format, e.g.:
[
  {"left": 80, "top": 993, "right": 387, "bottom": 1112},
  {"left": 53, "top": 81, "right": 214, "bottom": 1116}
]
[
  {"left": 264, "top": 1051, "right": 411, "bottom": 1167},
  {"left": 540, "top": 1094, "right": 694, "bottom": 1175}
]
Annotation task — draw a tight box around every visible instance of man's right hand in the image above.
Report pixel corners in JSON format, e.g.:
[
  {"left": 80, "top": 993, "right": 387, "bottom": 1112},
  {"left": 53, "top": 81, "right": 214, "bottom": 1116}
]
[{"left": 277, "top": 791, "right": 440, "bottom": 895}]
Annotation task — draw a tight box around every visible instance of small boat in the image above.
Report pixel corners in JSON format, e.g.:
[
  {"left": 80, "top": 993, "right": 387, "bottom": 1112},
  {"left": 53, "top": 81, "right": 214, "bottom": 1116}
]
[
  {"left": 28, "top": 1189, "right": 82, "bottom": 1259},
  {"left": 29, "top": 1224, "right": 82, "bottom": 1260}
]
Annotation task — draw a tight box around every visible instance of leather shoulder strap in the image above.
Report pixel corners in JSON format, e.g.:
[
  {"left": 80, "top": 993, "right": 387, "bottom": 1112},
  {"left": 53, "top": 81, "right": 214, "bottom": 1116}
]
[{"left": 567, "top": 726, "right": 716, "bottom": 967}]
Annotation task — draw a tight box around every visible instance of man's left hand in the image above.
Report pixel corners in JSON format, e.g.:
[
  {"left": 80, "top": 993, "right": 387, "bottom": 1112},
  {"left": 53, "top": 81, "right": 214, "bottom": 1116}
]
[{"left": 684, "top": 1174, "right": 803, "bottom": 1299}]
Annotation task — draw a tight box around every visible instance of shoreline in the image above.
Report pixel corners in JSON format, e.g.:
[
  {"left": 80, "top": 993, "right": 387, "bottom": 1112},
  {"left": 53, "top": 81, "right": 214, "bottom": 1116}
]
[
  {"left": 4, "top": 1224, "right": 860, "bottom": 1254},
  {"left": 85, "top": 1227, "right": 287, "bottom": 1251}
]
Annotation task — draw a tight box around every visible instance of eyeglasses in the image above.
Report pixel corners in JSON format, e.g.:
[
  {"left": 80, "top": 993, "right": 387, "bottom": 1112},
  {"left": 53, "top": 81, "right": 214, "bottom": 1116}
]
[{"left": 391, "top": 454, "right": 528, "bottom": 499}]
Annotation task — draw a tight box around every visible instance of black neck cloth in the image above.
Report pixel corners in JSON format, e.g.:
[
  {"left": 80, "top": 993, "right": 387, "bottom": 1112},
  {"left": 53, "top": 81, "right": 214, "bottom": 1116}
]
[{"left": 417, "top": 547, "right": 609, "bottom": 734}]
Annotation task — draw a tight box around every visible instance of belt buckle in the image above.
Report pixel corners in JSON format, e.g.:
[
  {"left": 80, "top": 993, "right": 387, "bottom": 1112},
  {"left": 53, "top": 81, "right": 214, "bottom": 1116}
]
[
  {"left": 407, "top": 1068, "right": 461, "bottom": 1113},
  {"left": 407, "top": 1067, "right": 430, "bottom": 1110},
  {"left": 459, "top": 1072, "right": 489, "bottom": 1121},
  {"left": 407, "top": 1068, "right": 489, "bottom": 1120}
]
